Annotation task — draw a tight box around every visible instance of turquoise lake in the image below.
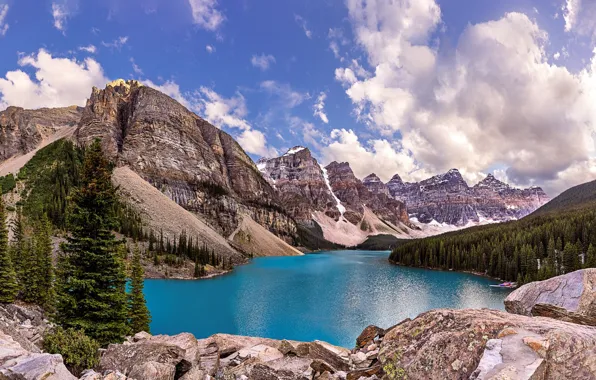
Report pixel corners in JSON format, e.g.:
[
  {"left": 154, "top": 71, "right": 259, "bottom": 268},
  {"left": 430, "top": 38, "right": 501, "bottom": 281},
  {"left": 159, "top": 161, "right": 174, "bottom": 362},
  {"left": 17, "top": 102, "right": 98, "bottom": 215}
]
[{"left": 144, "top": 250, "right": 511, "bottom": 348}]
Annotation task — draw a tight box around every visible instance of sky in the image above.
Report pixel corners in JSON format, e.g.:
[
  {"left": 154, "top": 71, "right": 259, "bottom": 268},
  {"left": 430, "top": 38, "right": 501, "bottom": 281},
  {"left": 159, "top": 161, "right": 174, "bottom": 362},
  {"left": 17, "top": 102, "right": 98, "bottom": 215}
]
[{"left": 1, "top": 0, "right": 596, "bottom": 196}]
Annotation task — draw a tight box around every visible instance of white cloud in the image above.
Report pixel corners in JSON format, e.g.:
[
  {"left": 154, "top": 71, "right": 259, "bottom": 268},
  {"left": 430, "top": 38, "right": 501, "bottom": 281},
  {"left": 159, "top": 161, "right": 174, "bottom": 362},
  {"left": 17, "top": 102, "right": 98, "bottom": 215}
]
[
  {"left": 332, "top": 0, "right": 596, "bottom": 195},
  {"left": 206, "top": 45, "right": 215, "bottom": 54},
  {"left": 321, "top": 129, "right": 427, "bottom": 182},
  {"left": 237, "top": 129, "right": 278, "bottom": 157},
  {"left": 188, "top": 0, "right": 225, "bottom": 31},
  {"left": 52, "top": 2, "right": 70, "bottom": 33},
  {"left": 564, "top": 0, "right": 581, "bottom": 32},
  {"left": 328, "top": 28, "right": 349, "bottom": 59},
  {"left": 0, "top": 49, "right": 108, "bottom": 110},
  {"left": 0, "top": 4, "right": 9, "bottom": 36},
  {"left": 101, "top": 36, "right": 128, "bottom": 50},
  {"left": 313, "top": 92, "right": 329, "bottom": 123},
  {"left": 78, "top": 45, "right": 97, "bottom": 54},
  {"left": 295, "top": 15, "right": 313, "bottom": 38},
  {"left": 260, "top": 80, "right": 308, "bottom": 108},
  {"left": 563, "top": 0, "right": 596, "bottom": 38},
  {"left": 250, "top": 54, "right": 276, "bottom": 71},
  {"left": 553, "top": 51, "right": 561, "bottom": 60},
  {"left": 130, "top": 58, "right": 143, "bottom": 75},
  {"left": 195, "top": 87, "right": 251, "bottom": 130}
]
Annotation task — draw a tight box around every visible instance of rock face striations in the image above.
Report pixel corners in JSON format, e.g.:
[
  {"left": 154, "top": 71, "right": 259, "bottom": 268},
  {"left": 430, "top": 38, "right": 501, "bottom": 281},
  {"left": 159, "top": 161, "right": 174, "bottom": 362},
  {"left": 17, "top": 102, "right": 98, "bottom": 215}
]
[
  {"left": 256, "top": 146, "right": 341, "bottom": 223},
  {"left": 258, "top": 151, "right": 413, "bottom": 245},
  {"left": 0, "top": 105, "right": 82, "bottom": 161},
  {"left": 383, "top": 170, "right": 549, "bottom": 226},
  {"left": 74, "top": 80, "right": 296, "bottom": 243}
]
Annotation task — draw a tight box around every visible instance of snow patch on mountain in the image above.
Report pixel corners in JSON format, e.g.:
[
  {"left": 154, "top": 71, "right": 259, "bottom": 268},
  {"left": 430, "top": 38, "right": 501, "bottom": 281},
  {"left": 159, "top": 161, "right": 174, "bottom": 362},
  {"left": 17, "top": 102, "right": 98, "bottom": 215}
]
[
  {"left": 283, "top": 146, "right": 306, "bottom": 156},
  {"left": 319, "top": 163, "right": 346, "bottom": 216}
]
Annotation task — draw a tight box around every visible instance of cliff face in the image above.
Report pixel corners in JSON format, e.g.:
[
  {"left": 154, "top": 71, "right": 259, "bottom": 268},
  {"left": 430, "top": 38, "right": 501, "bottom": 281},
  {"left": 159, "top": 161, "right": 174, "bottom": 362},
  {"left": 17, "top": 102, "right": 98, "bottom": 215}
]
[
  {"left": 256, "top": 147, "right": 341, "bottom": 222},
  {"left": 75, "top": 80, "right": 296, "bottom": 241},
  {"left": 384, "top": 170, "right": 549, "bottom": 226},
  {"left": 0, "top": 105, "right": 82, "bottom": 161},
  {"left": 325, "top": 161, "right": 409, "bottom": 227}
]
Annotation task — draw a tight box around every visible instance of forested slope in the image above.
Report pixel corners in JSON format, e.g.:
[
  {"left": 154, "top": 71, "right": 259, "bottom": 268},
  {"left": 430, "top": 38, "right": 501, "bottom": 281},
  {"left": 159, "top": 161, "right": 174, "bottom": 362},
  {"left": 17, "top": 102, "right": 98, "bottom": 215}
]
[{"left": 389, "top": 179, "right": 596, "bottom": 283}]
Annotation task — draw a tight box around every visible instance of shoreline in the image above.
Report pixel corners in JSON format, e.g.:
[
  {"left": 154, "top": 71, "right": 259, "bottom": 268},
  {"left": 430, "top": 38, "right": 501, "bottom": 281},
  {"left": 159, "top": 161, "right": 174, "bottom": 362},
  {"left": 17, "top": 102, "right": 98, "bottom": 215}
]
[{"left": 388, "top": 259, "right": 504, "bottom": 282}]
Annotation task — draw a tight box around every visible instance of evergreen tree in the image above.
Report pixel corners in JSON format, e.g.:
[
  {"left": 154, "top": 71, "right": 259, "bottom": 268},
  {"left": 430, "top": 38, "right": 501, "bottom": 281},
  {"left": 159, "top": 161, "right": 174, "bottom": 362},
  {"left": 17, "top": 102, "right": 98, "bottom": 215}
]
[
  {"left": 128, "top": 245, "right": 151, "bottom": 334},
  {"left": 55, "top": 140, "right": 129, "bottom": 346},
  {"left": 0, "top": 192, "right": 18, "bottom": 303},
  {"left": 586, "top": 244, "right": 596, "bottom": 268},
  {"left": 562, "top": 242, "right": 578, "bottom": 274},
  {"left": 35, "top": 216, "right": 54, "bottom": 309}
]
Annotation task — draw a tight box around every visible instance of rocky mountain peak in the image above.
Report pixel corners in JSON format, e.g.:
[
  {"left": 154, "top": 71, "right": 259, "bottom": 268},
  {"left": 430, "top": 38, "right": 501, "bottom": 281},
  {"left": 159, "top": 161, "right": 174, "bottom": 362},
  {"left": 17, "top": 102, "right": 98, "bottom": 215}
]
[
  {"left": 283, "top": 146, "right": 309, "bottom": 157},
  {"left": 474, "top": 173, "right": 510, "bottom": 191},
  {"left": 362, "top": 173, "right": 382, "bottom": 183}
]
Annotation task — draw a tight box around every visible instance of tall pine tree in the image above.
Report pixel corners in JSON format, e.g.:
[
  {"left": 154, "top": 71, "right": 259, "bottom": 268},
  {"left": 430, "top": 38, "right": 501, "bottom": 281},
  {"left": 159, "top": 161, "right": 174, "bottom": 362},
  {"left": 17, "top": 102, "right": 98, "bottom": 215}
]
[
  {"left": 35, "top": 215, "right": 55, "bottom": 309},
  {"left": 128, "top": 244, "right": 151, "bottom": 334},
  {"left": 55, "top": 140, "right": 129, "bottom": 346},
  {"left": 0, "top": 190, "right": 18, "bottom": 303}
]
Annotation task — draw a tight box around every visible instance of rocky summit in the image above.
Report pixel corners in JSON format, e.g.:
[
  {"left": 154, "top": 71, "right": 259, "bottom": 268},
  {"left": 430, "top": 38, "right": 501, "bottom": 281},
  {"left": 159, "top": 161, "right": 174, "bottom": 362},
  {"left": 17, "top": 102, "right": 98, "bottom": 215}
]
[
  {"left": 383, "top": 170, "right": 549, "bottom": 226},
  {"left": 74, "top": 80, "right": 296, "bottom": 245}
]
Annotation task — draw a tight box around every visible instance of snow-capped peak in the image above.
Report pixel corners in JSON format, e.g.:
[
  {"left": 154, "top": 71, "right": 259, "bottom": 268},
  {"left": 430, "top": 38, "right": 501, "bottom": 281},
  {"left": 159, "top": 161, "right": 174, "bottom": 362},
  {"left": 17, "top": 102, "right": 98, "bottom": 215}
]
[{"left": 283, "top": 146, "right": 307, "bottom": 156}]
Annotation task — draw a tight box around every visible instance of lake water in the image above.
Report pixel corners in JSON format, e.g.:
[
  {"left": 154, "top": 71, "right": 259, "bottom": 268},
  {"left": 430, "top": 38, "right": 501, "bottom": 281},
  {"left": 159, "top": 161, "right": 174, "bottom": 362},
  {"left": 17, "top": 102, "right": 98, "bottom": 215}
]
[{"left": 145, "top": 250, "right": 511, "bottom": 348}]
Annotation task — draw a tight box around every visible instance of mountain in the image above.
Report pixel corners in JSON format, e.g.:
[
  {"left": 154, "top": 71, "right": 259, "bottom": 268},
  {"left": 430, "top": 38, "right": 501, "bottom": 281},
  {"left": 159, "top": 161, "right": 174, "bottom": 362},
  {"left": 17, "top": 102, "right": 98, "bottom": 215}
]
[
  {"left": 258, "top": 151, "right": 414, "bottom": 246},
  {"left": 383, "top": 170, "right": 549, "bottom": 226},
  {"left": 0, "top": 105, "right": 82, "bottom": 161},
  {"left": 390, "top": 176, "right": 596, "bottom": 284},
  {"left": 74, "top": 80, "right": 297, "bottom": 248},
  {"left": 532, "top": 179, "right": 596, "bottom": 215}
]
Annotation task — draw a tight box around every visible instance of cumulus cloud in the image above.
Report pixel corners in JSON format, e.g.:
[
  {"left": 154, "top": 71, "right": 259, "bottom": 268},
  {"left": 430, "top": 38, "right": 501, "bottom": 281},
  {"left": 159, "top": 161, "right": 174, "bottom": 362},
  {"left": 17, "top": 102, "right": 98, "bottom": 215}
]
[
  {"left": 206, "top": 45, "right": 215, "bottom": 53},
  {"left": 332, "top": 0, "right": 596, "bottom": 195},
  {"left": 78, "top": 45, "right": 97, "bottom": 54},
  {"left": 251, "top": 54, "right": 276, "bottom": 71},
  {"left": 0, "top": 4, "right": 9, "bottom": 36},
  {"left": 0, "top": 49, "right": 108, "bottom": 110},
  {"left": 188, "top": 0, "right": 225, "bottom": 31},
  {"left": 237, "top": 129, "right": 278, "bottom": 157},
  {"left": 321, "top": 129, "right": 428, "bottom": 182},
  {"left": 101, "top": 36, "right": 128, "bottom": 50},
  {"left": 295, "top": 15, "right": 312, "bottom": 38},
  {"left": 313, "top": 92, "right": 329, "bottom": 123}
]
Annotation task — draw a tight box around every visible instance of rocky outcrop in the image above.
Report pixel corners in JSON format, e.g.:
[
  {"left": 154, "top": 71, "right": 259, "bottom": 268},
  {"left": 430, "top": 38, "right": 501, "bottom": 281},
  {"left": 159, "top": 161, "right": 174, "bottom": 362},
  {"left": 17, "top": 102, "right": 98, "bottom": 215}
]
[
  {"left": 378, "top": 308, "right": 596, "bottom": 380},
  {"left": 385, "top": 170, "right": 549, "bottom": 226},
  {"left": 325, "top": 161, "right": 409, "bottom": 227},
  {"left": 0, "top": 314, "right": 75, "bottom": 380},
  {"left": 0, "top": 105, "right": 82, "bottom": 161},
  {"left": 257, "top": 147, "right": 341, "bottom": 223},
  {"left": 505, "top": 269, "right": 596, "bottom": 326},
  {"left": 75, "top": 80, "right": 296, "bottom": 245}
]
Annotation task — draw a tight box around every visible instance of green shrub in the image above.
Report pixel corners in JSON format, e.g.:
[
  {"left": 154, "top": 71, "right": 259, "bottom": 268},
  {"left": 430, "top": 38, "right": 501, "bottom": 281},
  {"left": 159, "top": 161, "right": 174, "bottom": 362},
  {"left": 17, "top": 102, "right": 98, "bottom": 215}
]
[{"left": 43, "top": 327, "right": 100, "bottom": 376}]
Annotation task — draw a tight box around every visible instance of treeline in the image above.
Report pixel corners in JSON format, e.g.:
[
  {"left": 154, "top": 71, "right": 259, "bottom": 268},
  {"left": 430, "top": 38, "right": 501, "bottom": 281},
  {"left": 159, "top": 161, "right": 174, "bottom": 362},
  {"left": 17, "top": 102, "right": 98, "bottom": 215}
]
[
  {"left": 0, "top": 140, "right": 151, "bottom": 349},
  {"left": 390, "top": 204, "right": 596, "bottom": 284}
]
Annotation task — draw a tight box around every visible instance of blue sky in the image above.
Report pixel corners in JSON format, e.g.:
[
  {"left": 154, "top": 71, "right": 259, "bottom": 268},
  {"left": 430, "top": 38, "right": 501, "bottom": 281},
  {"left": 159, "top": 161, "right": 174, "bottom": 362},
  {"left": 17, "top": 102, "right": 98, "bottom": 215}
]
[{"left": 1, "top": 0, "right": 596, "bottom": 195}]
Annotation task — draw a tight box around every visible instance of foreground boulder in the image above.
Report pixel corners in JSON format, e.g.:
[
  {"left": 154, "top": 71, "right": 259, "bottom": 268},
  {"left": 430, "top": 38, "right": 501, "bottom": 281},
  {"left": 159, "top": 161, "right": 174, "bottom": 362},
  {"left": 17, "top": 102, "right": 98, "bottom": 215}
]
[
  {"left": 0, "top": 330, "right": 76, "bottom": 380},
  {"left": 505, "top": 269, "right": 596, "bottom": 326},
  {"left": 378, "top": 308, "right": 596, "bottom": 380}
]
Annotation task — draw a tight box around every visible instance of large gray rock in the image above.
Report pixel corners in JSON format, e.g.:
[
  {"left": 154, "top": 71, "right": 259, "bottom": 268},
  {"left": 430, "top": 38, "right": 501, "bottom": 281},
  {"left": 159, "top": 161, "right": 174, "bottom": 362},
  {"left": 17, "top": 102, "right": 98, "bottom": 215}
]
[
  {"left": 97, "top": 340, "right": 189, "bottom": 380},
  {"left": 0, "top": 330, "right": 76, "bottom": 380},
  {"left": 505, "top": 269, "right": 596, "bottom": 326},
  {"left": 377, "top": 308, "right": 596, "bottom": 380}
]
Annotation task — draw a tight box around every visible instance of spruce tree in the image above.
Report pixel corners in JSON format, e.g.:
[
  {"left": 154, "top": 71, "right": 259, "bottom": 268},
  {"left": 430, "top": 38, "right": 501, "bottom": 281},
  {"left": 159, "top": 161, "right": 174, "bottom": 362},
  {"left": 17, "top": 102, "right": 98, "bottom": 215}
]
[
  {"left": 562, "top": 242, "right": 578, "bottom": 274},
  {"left": 586, "top": 244, "right": 596, "bottom": 268},
  {"left": 55, "top": 140, "right": 129, "bottom": 346},
  {"left": 0, "top": 192, "right": 18, "bottom": 303},
  {"left": 128, "top": 245, "right": 151, "bottom": 334},
  {"left": 35, "top": 215, "right": 55, "bottom": 309}
]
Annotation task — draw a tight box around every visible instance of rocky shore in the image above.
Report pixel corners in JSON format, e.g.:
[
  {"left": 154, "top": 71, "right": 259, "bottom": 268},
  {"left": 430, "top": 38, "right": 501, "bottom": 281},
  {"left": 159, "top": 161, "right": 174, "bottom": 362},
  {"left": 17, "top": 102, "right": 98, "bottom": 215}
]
[{"left": 1, "top": 269, "right": 595, "bottom": 379}]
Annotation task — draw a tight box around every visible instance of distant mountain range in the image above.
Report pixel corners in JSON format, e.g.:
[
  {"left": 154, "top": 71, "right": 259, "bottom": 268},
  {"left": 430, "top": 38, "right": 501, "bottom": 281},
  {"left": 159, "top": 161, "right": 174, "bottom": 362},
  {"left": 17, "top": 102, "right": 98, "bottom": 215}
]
[
  {"left": 258, "top": 146, "right": 549, "bottom": 245},
  {"left": 0, "top": 79, "right": 550, "bottom": 254}
]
